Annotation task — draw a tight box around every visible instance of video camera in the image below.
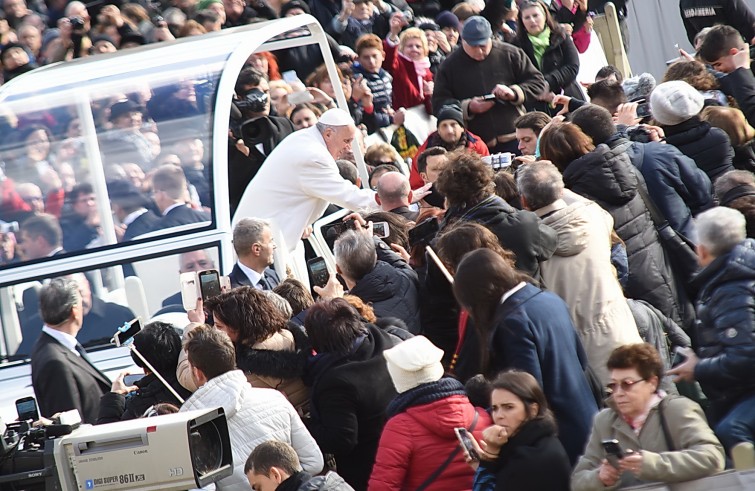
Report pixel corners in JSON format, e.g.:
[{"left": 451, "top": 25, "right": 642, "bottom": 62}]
[{"left": 0, "top": 408, "right": 233, "bottom": 491}]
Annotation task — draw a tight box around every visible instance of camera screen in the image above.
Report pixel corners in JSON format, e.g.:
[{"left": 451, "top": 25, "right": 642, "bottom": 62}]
[
  {"left": 200, "top": 272, "right": 221, "bottom": 300},
  {"left": 16, "top": 398, "right": 38, "bottom": 419},
  {"left": 115, "top": 318, "right": 141, "bottom": 346}
]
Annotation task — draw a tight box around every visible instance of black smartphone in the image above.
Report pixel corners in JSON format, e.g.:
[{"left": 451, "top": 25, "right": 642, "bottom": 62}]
[
  {"left": 199, "top": 269, "right": 222, "bottom": 301},
  {"left": 455, "top": 428, "right": 480, "bottom": 461},
  {"left": 408, "top": 217, "right": 440, "bottom": 248},
  {"left": 481, "top": 93, "right": 497, "bottom": 101},
  {"left": 16, "top": 396, "right": 39, "bottom": 421},
  {"left": 671, "top": 346, "right": 688, "bottom": 367},
  {"left": 602, "top": 439, "right": 624, "bottom": 468},
  {"left": 307, "top": 257, "right": 329, "bottom": 290},
  {"left": 112, "top": 318, "right": 142, "bottom": 347}
]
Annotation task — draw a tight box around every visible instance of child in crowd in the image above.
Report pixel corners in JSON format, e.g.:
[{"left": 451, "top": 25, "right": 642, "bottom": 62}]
[
  {"left": 385, "top": 15, "right": 434, "bottom": 113},
  {"left": 353, "top": 33, "right": 397, "bottom": 129}
]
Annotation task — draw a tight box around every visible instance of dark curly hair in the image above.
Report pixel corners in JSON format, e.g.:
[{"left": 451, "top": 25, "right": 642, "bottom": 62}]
[
  {"left": 606, "top": 343, "right": 663, "bottom": 384},
  {"left": 204, "top": 286, "right": 288, "bottom": 347},
  {"left": 434, "top": 150, "right": 495, "bottom": 207}
]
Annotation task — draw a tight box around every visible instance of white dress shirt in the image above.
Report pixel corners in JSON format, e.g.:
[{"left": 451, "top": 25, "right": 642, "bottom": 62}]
[
  {"left": 41, "top": 325, "right": 80, "bottom": 356},
  {"left": 237, "top": 261, "right": 264, "bottom": 289}
]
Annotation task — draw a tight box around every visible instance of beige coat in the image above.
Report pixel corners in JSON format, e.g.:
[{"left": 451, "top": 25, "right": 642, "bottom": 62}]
[
  {"left": 571, "top": 396, "right": 725, "bottom": 490},
  {"left": 538, "top": 194, "right": 641, "bottom": 385},
  {"left": 177, "top": 324, "right": 309, "bottom": 412}
]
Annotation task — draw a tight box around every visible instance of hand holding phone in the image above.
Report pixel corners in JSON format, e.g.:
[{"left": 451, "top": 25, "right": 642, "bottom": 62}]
[
  {"left": 602, "top": 439, "right": 624, "bottom": 468},
  {"left": 307, "top": 257, "right": 330, "bottom": 290},
  {"left": 481, "top": 93, "right": 497, "bottom": 101},
  {"left": 455, "top": 427, "right": 480, "bottom": 461},
  {"left": 112, "top": 318, "right": 142, "bottom": 347}
]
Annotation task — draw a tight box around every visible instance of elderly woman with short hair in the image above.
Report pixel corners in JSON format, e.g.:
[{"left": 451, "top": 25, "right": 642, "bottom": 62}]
[{"left": 572, "top": 343, "right": 724, "bottom": 490}]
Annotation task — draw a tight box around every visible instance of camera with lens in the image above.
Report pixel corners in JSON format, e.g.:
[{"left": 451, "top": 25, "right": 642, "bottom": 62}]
[
  {"left": 626, "top": 125, "right": 653, "bottom": 143},
  {"left": 69, "top": 16, "right": 85, "bottom": 31},
  {"left": 235, "top": 88, "right": 269, "bottom": 115}
]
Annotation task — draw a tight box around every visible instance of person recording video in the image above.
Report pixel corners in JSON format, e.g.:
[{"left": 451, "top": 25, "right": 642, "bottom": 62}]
[
  {"left": 97, "top": 321, "right": 191, "bottom": 424},
  {"left": 228, "top": 67, "right": 295, "bottom": 215}
]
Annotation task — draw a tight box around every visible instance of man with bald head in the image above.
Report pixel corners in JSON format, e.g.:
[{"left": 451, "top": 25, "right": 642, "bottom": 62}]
[
  {"left": 376, "top": 171, "right": 418, "bottom": 222},
  {"left": 236, "top": 108, "right": 378, "bottom": 255}
]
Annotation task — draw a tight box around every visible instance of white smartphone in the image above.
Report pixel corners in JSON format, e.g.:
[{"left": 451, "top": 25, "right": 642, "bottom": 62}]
[
  {"left": 372, "top": 221, "right": 390, "bottom": 239},
  {"left": 288, "top": 90, "right": 315, "bottom": 105},
  {"left": 180, "top": 272, "right": 199, "bottom": 311}
]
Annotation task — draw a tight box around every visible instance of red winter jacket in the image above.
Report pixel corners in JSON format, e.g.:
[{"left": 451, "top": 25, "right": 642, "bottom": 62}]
[
  {"left": 383, "top": 39, "right": 433, "bottom": 114},
  {"left": 409, "top": 131, "right": 490, "bottom": 189},
  {"left": 368, "top": 395, "right": 491, "bottom": 491}
]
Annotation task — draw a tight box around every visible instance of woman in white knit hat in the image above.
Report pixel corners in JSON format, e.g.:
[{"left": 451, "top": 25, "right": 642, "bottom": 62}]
[{"left": 368, "top": 336, "right": 491, "bottom": 491}]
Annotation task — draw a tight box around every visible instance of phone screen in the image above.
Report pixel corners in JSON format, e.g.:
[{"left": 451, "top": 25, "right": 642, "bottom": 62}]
[
  {"left": 455, "top": 428, "right": 479, "bottom": 461},
  {"left": 372, "top": 221, "right": 389, "bottom": 239},
  {"left": 199, "top": 270, "right": 221, "bottom": 300},
  {"left": 307, "top": 258, "right": 329, "bottom": 289},
  {"left": 114, "top": 318, "right": 142, "bottom": 346},
  {"left": 16, "top": 397, "right": 39, "bottom": 421},
  {"left": 123, "top": 374, "right": 143, "bottom": 386}
]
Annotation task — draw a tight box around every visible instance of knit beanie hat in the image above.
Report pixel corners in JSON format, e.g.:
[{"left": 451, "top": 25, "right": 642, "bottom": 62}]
[
  {"left": 196, "top": 0, "right": 221, "bottom": 11},
  {"left": 280, "top": 0, "right": 310, "bottom": 17},
  {"left": 649, "top": 80, "right": 704, "bottom": 126},
  {"left": 437, "top": 103, "right": 464, "bottom": 127},
  {"left": 384, "top": 336, "right": 445, "bottom": 393},
  {"left": 435, "top": 10, "right": 461, "bottom": 31}
]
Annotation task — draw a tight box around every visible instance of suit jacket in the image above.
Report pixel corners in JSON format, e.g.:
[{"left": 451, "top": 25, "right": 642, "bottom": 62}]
[
  {"left": 157, "top": 204, "right": 211, "bottom": 230},
  {"left": 228, "top": 263, "right": 280, "bottom": 289},
  {"left": 31, "top": 332, "right": 111, "bottom": 424},
  {"left": 123, "top": 210, "right": 161, "bottom": 241}
]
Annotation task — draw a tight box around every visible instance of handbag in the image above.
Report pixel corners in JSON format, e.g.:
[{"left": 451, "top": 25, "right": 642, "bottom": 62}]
[
  {"left": 630, "top": 145, "right": 699, "bottom": 283},
  {"left": 415, "top": 410, "right": 479, "bottom": 491}
]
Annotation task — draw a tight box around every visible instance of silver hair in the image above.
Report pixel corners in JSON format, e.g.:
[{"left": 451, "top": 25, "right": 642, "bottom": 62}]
[
  {"left": 696, "top": 207, "right": 746, "bottom": 257},
  {"left": 261, "top": 291, "right": 293, "bottom": 319},
  {"left": 39, "top": 277, "right": 81, "bottom": 326},
  {"left": 316, "top": 122, "right": 339, "bottom": 134},
  {"left": 516, "top": 160, "right": 564, "bottom": 211},
  {"left": 334, "top": 230, "right": 377, "bottom": 281},
  {"left": 233, "top": 217, "right": 271, "bottom": 256}
]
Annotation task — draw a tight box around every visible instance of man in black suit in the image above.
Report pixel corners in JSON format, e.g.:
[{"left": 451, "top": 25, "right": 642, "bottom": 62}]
[
  {"left": 16, "top": 273, "right": 137, "bottom": 357},
  {"left": 152, "top": 164, "right": 210, "bottom": 230},
  {"left": 30, "top": 277, "right": 111, "bottom": 424},
  {"left": 229, "top": 218, "right": 280, "bottom": 290},
  {"left": 108, "top": 179, "right": 161, "bottom": 242},
  {"left": 375, "top": 172, "right": 419, "bottom": 222}
]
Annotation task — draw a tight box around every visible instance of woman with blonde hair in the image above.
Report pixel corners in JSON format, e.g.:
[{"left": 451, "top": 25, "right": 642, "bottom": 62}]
[{"left": 385, "top": 20, "right": 434, "bottom": 113}]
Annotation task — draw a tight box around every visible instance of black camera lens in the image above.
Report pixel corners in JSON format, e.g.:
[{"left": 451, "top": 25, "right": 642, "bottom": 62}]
[{"left": 69, "top": 16, "right": 85, "bottom": 29}]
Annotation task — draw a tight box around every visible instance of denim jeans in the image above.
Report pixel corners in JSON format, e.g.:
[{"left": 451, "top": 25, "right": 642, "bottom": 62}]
[{"left": 714, "top": 392, "right": 755, "bottom": 452}]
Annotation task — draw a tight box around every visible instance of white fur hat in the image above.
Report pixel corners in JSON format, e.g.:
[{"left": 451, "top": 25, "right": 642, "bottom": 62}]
[
  {"left": 383, "top": 336, "right": 445, "bottom": 393},
  {"left": 649, "top": 80, "right": 704, "bottom": 126}
]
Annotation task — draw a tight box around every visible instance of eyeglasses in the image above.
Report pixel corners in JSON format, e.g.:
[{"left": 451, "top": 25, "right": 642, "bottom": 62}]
[{"left": 606, "top": 378, "right": 646, "bottom": 394}]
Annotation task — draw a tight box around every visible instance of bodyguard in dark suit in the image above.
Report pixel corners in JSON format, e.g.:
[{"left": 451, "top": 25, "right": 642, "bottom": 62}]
[
  {"left": 230, "top": 217, "right": 280, "bottom": 290},
  {"left": 151, "top": 164, "right": 210, "bottom": 231},
  {"left": 108, "top": 179, "right": 162, "bottom": 242},
  {"left": 30, "top": 278, "right": 110, "bottom": 424}
]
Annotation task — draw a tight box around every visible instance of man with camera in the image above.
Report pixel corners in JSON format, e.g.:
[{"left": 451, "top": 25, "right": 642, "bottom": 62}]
[
  {"left": 228, "top": 67, "right": 296, "bottom": 216},
  {"left": 30, "top": 277, "right": 111, "bottom": 424}
]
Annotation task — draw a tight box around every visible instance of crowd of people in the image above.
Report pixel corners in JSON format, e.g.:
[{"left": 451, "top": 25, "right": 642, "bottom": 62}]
[{"left": 9, "top": 0, "right": 755, "bottom": 490}]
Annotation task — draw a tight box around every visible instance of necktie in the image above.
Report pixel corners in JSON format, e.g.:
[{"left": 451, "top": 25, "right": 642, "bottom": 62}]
[
  {"left": 75, "top": 343, "right": 97, "bottom": 368},
  {"left": 257, "top": 276, "right": 270, "bottom": 290}
]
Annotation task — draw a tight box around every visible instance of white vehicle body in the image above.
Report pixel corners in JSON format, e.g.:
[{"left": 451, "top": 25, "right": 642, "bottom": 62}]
[{"left": 0, "top": 15, "right": 354, "bottom": 422}]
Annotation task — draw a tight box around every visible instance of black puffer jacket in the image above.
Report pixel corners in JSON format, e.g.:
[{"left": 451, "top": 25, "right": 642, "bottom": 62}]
[
  {"left": 350, "top": 239, "right": 421, "bottom": 334},
  {"left": 442, "top": 195, "right": 557, "bottom": 278},
  {"left": 563, "top": 143, "right": 685, "bottom": 326},
  {"left": 692, "top": 239, "right": 755, "bottom": 417},
  {"left": 663, "top": 117, "right": 735, "bottom": 183},
  {"left": 97, "top": 373, "right": 191, "bottom": 424}
]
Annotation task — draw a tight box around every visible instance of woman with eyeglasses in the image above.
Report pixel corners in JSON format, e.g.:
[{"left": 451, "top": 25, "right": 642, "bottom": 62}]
[{"left": 572, "top": 343, "right": 724, "bottom": 490}]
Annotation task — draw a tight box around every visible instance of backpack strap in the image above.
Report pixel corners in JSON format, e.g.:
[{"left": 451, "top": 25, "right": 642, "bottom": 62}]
[{"left": 658, "top": 397, "right": 676, "bottom": 451}]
